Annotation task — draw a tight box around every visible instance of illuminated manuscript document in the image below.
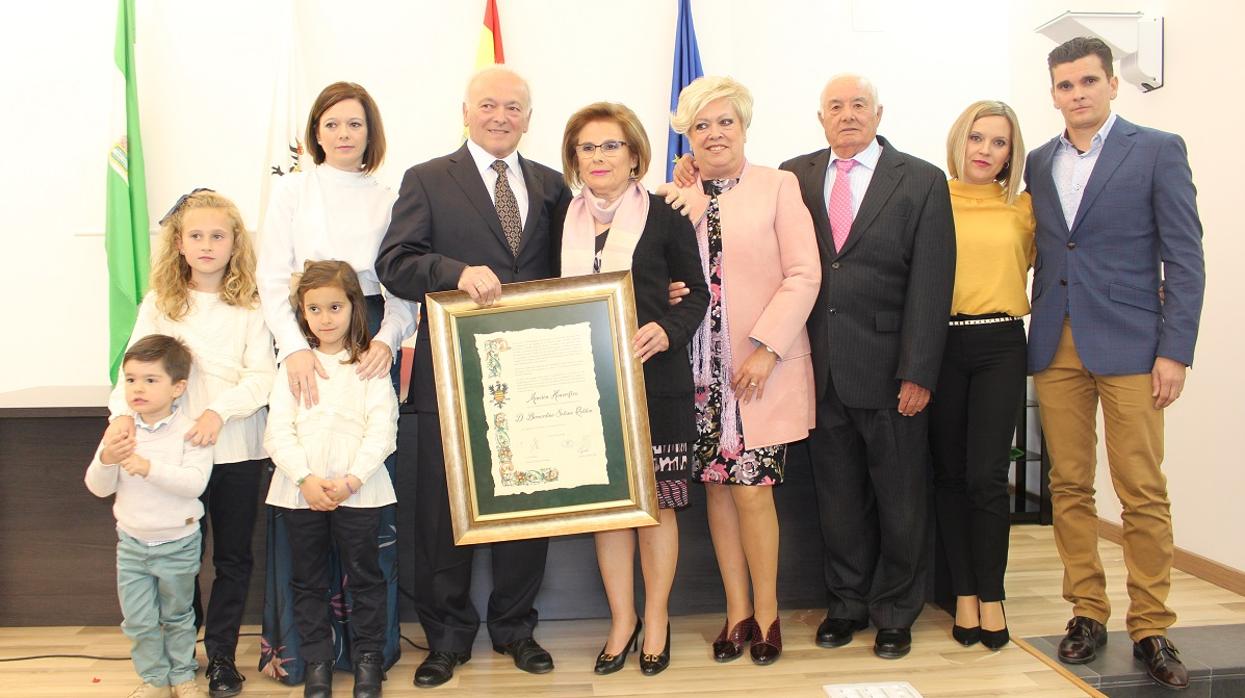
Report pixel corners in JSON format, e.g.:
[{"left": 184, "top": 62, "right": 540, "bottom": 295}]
[{"left": 474, "top": 323, "right": 609, "bottom": 495}]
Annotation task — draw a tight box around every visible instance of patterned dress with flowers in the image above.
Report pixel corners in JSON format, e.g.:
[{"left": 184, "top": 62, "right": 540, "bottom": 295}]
[{"left": 692, "top": 178, "right": 787, "bottom": 486}]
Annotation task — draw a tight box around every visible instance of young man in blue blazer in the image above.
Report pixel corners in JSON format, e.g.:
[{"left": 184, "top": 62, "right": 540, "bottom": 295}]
[{"left": 1026, "top": 36, "right": 1205, "bottom": 691}]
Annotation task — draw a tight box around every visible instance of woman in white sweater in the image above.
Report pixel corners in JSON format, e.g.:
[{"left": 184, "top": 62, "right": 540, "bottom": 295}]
[{"left": 256, "top": 81, "right": 412, "bottom": 685}]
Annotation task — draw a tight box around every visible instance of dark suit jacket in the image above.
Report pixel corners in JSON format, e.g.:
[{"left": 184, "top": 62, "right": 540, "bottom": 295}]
[
  {"left": 376, "top": 143, "right": 572, "bottom": 413},
  {"left": 552, "top": 194, "right": 709, "bottom": 444},
  {"left": 1025, "top": 116, "right": 1204, "bottom": 375},
  {"left": 781, "top": 136, "right": 956, "bottom": 410}
]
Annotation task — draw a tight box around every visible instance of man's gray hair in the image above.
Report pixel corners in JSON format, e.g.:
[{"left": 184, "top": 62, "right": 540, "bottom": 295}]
[
  {"left": 463, "top": 65, "right": 532, "bottom": 110},
  {"left": 820, "top": 73, "right": 880, "bottom": 114}
]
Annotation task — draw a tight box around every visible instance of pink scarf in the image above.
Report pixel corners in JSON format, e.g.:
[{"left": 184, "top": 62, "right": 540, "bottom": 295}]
[
  {"left": 690, "top": 169, "right": 745, "bottom": 453},
  {"left": 560, "top": 181, "right": 650, "bottom": 277}
]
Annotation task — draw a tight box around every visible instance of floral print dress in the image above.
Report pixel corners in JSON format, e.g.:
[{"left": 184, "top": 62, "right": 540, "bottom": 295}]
[{"left": 692, "top": 178, "right": 787, "bottom": 486}]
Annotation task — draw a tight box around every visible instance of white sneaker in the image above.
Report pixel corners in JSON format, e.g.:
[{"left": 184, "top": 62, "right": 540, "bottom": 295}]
[
  {"left": 126, "top": 683, "right": 171, "bottom": 698},
  {"left": 170, "top": 680, "right": 203, "bottom": 697}
]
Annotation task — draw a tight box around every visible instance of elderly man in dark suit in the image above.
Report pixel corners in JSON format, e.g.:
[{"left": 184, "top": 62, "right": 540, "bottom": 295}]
[
  {"left": 781, "top": 74, "right": 956, "bottom": 660},
  {"left": 376, "top": 66, "right": 571, "bottom": 689},
  {"left": 1026, "top": 38, "right": 1204, "bottom": 691}
]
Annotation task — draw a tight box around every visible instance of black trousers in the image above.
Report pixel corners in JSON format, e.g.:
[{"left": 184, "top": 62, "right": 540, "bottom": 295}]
[
  {"left": 808, "top": 375, "right": 931, "bottom": 629},
  {"left": 929, "top": 319, "right": 1026, "bottom": 602},
  {"left": 193, "top": 458, "right": 264, "bottom": 659},
  {"left": 284, "top": 506, "right": 386, "bottom": 663},
  {"left": 413, "top": 414, "right": 548, "bottom": 654}
]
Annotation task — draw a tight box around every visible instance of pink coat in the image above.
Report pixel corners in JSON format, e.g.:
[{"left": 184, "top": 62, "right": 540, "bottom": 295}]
[{"left": 684, "top": 163, "right": 821, "bottom": 449}]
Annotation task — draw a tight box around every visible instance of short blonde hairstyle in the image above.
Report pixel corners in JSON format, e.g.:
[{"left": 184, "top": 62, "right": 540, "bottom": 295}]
[
  {"left": 945, "top": 100, "right": 1026, "bottom": 204},
  {"left": 670, "top": 75, "right": 753, "bottom": 135},
  {"left": 560, "top": 102, "right": 651, "bottom": 189}
]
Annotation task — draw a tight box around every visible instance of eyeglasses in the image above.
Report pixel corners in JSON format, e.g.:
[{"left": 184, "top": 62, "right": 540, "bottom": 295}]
[
  {"left": 576, "top": 140, "right": 628, "bottom": 157},
  {"left": 159, "top": 187, "right": 216, "bottom": 226}
]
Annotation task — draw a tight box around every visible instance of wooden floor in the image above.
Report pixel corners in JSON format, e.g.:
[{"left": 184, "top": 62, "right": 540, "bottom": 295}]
[{"left": 3, "top": 526, "right": 1244, "bottom": 697}]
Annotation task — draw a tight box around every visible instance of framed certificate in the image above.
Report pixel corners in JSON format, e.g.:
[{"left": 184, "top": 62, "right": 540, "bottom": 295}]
[{"left": 426, "top": 271, "right": 658, "bottom": 544}]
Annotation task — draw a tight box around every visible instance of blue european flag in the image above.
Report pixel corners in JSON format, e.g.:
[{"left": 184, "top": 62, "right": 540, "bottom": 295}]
[{"left": 666, "top": 0, "right": 704, "bottom": 181}]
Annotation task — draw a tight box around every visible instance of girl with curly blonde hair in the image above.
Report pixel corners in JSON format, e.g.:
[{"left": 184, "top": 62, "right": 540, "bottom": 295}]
[{"left": 104, "top": 188, "right": 276, "bottom": 695}]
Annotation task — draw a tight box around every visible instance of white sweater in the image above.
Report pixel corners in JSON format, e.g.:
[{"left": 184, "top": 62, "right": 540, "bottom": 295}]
[
  {"left": 257, "top": 164, "right": 416, "bottom": 361},
  {"left": 109, "top": 290, "right": 275, "bottom": 465},
  {"left": 85, "top": 410, "right": 213, "bottom": 543},
  {"left": 264, "top": 349, "right": 398, "bottom": 509}
]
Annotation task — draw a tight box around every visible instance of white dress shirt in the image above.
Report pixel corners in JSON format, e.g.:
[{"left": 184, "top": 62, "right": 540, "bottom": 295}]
[
  {"left": 110, "top": 291, "right": 275, "bottom": 465},
  {"left": 258, "top": 164, "right": 417, "bottom": 361},
  {"left": 822, "top": 137, "right": 884, "bottom": 219},
  {"left": 465, "top": 139, "right": 530, "bottom": 227},
  {"left": 1053, "top": 112, "right": 1118, "bottom": 229},
  {"left": 264, "top": 349, "right": 398, "bottom": 509}
]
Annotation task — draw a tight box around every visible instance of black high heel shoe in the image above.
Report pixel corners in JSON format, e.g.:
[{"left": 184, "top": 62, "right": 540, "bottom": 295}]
[
  {"left": 594, "top": 619, "right": 642, "bottom": 675},
  {"left": 952, "top": 624, "right": 981, "bottom": 646},
  {"left": 640, "top": 623, "right": 671, "bottom": 676},
  {"left": 980, "top": 602, "right": 1010, "bottom": 650}
]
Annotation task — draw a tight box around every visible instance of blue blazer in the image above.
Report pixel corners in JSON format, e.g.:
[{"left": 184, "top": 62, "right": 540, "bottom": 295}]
[{"left": 1025, "top": 116, "right": 1205, "bottom": 376}]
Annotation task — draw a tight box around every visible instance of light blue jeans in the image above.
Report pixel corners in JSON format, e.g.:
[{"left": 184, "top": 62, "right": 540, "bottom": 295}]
[{"left": 116, "top": 529, "right": 201, "bottom": 687}]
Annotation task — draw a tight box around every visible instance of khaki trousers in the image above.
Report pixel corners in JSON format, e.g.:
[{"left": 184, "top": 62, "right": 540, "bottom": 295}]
[{"left": 1033, "top": 321, "right": 1174, "bottom": 641}]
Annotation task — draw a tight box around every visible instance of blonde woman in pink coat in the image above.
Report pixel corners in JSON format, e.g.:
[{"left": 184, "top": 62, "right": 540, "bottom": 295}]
[{"left": 666, "top": 75, "right": 821, "bottom": 666}]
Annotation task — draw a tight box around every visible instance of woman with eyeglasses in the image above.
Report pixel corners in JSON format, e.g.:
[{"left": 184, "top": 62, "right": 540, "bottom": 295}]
[
  {"left": 553, "top": 102, "right": 708, "bottom": 676},
  {"left": 663, "top": 76, "right": 820, "bottom": 666}
]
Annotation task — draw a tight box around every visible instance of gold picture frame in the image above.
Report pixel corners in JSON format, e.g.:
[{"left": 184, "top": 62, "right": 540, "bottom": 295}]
[{"left": 426, "top": 271, "right": 658, "bottom": 545}]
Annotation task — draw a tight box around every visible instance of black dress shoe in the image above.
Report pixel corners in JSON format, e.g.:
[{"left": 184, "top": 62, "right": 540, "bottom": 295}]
[
  {"left": 952, "top": 624, "right": 980, "bottom": 646},
  {"left": 594, "top": 619, "right": 641, "bottom": 675},
  {"left": 639, "top": 623, "right": 671, "bottom": 676},
  {"left": 874, "top": 628, "right": 912, "bottom": 659},
  {"left": 493, "top": 637, "right": 554, "bottom": 674},
  {"left": 304, "top": 661, "right": 333, "bottom": 698},
  {"left": 413, "top": 651, "right": 469, "bottom": 689},
  {"left": 353, "top": 651, "right": 385, "bottom": 698},
  {"left": 1133, "top": 636, "right": 1189, "bottom": 690},
  {"left": 816, "top": 616, "right": 867, "bottom": 648},
  {"left": 205, "top": 655, "right": 245, "bottom": 698},
  {"left": 980, "top": 603, "right": 1010, "bottom": 651},
  {"left": 1057, "top": 616, "right": 1107, "bottom": 665}
]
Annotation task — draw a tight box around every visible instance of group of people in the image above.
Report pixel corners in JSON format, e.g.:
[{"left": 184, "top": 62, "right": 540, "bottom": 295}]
[{"left": 85, "top": 34, "right": 1205, "bottom": 698}]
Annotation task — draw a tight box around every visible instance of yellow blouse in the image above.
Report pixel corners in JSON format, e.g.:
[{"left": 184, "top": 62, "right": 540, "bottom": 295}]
[{"left": 948, "top": 180, "right": 1036, "bottom": 317}]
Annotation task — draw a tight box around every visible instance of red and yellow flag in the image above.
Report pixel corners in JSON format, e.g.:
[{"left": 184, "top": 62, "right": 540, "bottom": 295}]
[{"left": 475, "top": 0, "right": 505, "bottom": 66}]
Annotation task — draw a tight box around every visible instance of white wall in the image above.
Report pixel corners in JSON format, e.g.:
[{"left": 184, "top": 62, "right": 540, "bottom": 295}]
[
  {"left": 4, "top": 1, "right": 1239, "bottom": 572},
  {"left": 1, "top": 0, "right": 1005, "bottom": 394},
  {"left": 1008, "top": 1, "right": 1245, "bottom": 574}
]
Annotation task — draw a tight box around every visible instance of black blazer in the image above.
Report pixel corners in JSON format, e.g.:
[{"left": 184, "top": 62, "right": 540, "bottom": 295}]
[
  {"left": 552, "top": 194, "right": 709, "bottom": 444},
  {"left": 376, "top": 143, "right": 572, "bottom": 413},
  {"left": 780, "top": 136, "right": 956, "bottom": 409}
]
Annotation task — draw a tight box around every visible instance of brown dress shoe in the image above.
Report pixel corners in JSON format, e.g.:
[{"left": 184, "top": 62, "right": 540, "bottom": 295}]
[
  {"left": 1057, "top": 616, "right": 1107, "bottom": 664},
  {"left": 1133, "top": 636, "right": 1189, "bottom": 690}
]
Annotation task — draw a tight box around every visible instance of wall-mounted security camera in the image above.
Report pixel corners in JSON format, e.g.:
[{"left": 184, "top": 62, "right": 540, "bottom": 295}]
[{"left": 1036, "top": 11, "right": 1164, "bottom": 92}]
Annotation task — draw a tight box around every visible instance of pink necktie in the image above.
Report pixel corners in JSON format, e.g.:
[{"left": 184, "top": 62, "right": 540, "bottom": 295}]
[{"left": 829, "top": 158, "right": 858, "bottom": 253}]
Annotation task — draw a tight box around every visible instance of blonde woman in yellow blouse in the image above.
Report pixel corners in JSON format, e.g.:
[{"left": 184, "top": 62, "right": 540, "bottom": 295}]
[{"left": 930, "top": 101, "right": 1035, "bottom": 651}]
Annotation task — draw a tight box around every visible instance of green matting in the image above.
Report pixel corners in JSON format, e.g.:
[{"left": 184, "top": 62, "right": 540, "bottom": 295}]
[{"left": 456, "top": 299, "right": 630, "bottom": 515}]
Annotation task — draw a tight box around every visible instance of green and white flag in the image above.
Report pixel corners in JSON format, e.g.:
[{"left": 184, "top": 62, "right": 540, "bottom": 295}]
[{"left": 106, "top": 0, "right": 149, "bottom": 383}]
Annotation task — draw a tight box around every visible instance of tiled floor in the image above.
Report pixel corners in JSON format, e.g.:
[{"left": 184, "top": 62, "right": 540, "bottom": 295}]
[{"left": 1026, "top": 624, "right": 1245, "bottom": 697}]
